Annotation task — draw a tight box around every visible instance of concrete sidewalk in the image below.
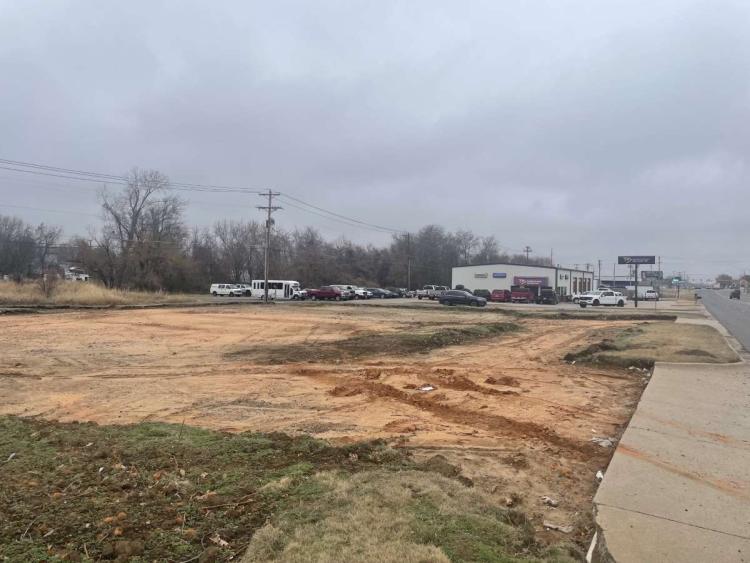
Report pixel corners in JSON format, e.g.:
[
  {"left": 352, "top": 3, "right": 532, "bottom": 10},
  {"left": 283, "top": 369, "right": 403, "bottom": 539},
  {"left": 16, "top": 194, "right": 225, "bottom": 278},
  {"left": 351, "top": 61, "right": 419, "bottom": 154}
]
[{"left": 592, "top": 360, "right": 750, "bottom": 562}]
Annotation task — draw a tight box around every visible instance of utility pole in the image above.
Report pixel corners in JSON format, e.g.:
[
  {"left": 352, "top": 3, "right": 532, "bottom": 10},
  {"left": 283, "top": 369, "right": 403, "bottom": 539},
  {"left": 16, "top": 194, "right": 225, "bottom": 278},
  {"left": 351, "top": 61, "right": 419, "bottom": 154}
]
[
  {"left": 257, "top": 190, "right": 282, "bottom": 304},
  {"left": 523, "top": 246, "right": 532, "bottom": 263},
  {"left": 406, "top": 232, "right": 412, "bottom": 291},
  {"left": 597, "top": 259, "right": 602, "bottom": 289}
]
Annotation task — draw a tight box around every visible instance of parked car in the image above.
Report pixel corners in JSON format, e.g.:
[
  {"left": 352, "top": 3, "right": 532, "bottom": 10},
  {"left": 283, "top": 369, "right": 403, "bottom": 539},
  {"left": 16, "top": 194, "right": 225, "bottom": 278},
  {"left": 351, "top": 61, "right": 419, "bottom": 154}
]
[
  {"left": 538, "top": 288, "right": 559, "bottom": 305},
  {"left": 386, "top": 287, "right": 407, "bottom": 297},
  {"left": 439, "top": 290, "right": 487, "bottom": 307},
  {"left": 307, "top": 286, "right": 349, "bottom": 301},
  {"left": 490, "top": 289, "right": 512, "bottom": 302},
  {"left": 350, "top": 287, "right": 372, "bottom": 299},
  {"left": 330, "top": 285, "right": 357, "bottom": 300},
  {"left": 578, "top": 290, "right": 626, "bottom": 307},
  {"left": 416, "top": 285, "right": 448, "bottom": 300},
  {"left": 367, "top": 288, "right": 391, "bottom": 299},
  {"left": 472, "top": 289, "right": 492, "bottom": 300},
  {"left": 642, "top": 289, "right": 659, "bottom": 301},
  {"left": 730, "top": 289, "right": 741, "bottom": 299},
  {"left": 571, "top": 291, "right": 594, "bottom": 303},
  {"left": 510, "top": 286, "right": 535, "bottom": 303},
  {"left": 292, "top": 288, "right": 308, "bottom": 300},
  {"left": 210, "top": 283, "right": 243, "bottom": 297},
  {"left": 235, "top": 283, "right": 252, "bottom": 296}
]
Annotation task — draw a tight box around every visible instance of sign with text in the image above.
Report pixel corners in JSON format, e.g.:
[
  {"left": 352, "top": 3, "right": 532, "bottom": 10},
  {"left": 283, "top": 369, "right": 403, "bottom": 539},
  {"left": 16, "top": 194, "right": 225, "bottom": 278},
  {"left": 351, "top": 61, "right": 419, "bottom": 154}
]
[
  {"left": 492, "top": 272, "right": 507, "bottom": 278},
  {"left": 474, "top": 273, "right": 488, "bottom": 279},
  {"left": 642, "top": 270, "right": 663, "bottom": 280},
  {"left": 618, "top": 255, "right": 656, "bottom": 265},
  {"left": 513, "top": 276, "right": 548, "bottom": 286}
]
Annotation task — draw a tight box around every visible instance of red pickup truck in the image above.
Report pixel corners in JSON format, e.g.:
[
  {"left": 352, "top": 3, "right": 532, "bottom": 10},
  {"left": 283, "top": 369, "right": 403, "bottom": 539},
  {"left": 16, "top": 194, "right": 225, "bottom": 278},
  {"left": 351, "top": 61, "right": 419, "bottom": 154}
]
[
  {"left": 510, "top": 286, "right": 535, "bottom": 303},
  {"left": 307, "top": 286, "right": 349, "bottom": 301}
]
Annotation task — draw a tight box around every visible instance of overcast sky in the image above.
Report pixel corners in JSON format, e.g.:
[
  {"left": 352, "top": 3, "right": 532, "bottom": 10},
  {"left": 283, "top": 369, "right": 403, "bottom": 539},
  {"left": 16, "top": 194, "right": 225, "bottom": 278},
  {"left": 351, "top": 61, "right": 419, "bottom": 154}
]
[{"left": 1, "top": 0, "right": 749, "bottom": 281}]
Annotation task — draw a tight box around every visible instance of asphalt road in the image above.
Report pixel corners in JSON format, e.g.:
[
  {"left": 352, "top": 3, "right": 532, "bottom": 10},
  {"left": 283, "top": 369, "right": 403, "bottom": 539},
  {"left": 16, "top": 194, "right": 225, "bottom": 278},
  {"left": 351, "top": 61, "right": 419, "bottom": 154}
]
[{"left": 699, "top": 289, "right": 750, "bottom": 351}]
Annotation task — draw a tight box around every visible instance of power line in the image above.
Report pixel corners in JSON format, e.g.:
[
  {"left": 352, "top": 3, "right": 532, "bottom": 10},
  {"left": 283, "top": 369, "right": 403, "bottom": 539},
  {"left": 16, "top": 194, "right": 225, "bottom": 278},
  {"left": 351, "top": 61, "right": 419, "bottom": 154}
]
[
  {"left": 0, "top": 158, "right": 266, "bottom": 194},
  {"left": 279, "top": 193, "right": 405, "bottom": 234},
  {"left": 0, "top": 203, "right": 100, "bottom": 218}
]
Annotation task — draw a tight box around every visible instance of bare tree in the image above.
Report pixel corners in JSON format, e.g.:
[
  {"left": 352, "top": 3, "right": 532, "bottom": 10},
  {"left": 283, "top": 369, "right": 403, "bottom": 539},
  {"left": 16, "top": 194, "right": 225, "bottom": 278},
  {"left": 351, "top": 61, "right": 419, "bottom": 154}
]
[
  {"left": 0, "top": 215, "right": 37, "bottom": 280},
  {"left": 35, "top": 223, "right": 63, "bottom": 296},
  {"left": 94, "top": 169, "right": 186, "bottom": 289}
]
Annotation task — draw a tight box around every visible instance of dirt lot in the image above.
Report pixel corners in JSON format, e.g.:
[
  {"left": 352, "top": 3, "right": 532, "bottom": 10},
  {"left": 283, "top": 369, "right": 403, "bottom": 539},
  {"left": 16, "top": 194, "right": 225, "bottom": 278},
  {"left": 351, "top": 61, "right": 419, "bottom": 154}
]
[{"left": 1, "top": 303, "right": 663, "bottom": 546}]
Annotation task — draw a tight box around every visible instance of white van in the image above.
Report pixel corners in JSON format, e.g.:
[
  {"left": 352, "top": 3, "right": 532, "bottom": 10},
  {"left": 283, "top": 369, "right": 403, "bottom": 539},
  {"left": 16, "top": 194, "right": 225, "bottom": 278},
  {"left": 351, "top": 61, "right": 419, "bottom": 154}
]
[
  {"left": 210, "top": 283, "right": 243, "bottom": 297},
  {"left": 250, "top": 280, "right": 303, "bottom": 300}
]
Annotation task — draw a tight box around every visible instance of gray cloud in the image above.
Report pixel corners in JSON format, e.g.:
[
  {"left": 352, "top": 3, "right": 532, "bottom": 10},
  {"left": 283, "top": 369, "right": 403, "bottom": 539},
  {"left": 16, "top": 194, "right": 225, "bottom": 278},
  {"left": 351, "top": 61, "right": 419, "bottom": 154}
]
[{"left": 1, "top": 0, "right": 749, "bottom": 280}]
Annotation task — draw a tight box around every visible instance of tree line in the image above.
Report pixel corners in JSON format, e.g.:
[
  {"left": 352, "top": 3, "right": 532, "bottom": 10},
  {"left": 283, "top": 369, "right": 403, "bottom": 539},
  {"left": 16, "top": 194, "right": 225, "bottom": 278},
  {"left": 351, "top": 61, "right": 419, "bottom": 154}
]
[{"left": 1, "top": 169, "right": 553, "bottom": 292}]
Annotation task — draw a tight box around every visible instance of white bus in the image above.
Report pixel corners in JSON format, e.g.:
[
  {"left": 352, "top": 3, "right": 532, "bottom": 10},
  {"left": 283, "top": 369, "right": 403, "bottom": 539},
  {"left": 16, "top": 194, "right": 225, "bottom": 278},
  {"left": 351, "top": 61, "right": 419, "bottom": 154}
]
[{"left": 250, "top": 279, "right": 304, "bottom": 300}]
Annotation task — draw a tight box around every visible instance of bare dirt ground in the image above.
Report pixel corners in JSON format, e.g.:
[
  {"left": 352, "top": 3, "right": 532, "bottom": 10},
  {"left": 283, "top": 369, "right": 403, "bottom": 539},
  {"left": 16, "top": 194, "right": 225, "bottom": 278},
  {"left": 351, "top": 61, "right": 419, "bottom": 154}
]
[{"left": 0, "top": 303, "right": 649, "bottom": 543}]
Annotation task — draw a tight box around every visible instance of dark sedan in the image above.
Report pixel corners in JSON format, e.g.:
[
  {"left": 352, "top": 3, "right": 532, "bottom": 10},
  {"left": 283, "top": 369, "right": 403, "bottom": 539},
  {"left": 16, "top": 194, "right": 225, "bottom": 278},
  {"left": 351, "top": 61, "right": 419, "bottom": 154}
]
[
  {"left": 367, "top": 288, "right": 391, "bottom": 299},
  {"left": 439, "top": 290, "right": 487, "bottom": 307}
]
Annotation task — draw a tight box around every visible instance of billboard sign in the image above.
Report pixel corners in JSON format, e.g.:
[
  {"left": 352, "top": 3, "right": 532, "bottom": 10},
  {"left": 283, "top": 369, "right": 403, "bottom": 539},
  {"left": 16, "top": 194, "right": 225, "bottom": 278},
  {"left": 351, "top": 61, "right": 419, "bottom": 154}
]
[
  {"left": 618, "top": 255, "right": 656, "bottom": 265},
  {"left": 642, "top": 270, "right": 663, "bottom": 280},
  {"left": 492, "top": 272, "right": 507, "bottom": 278},
  {"left": 513, "top": 276, "right": 548, "bottom": 286}
]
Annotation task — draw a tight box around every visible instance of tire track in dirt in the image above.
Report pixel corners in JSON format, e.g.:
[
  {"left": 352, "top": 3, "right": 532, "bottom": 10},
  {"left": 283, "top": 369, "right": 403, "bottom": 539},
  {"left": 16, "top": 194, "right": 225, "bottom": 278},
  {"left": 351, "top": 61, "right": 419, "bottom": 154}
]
[{"left": 326, "top": 378, "right": 601, "bottom": 460}]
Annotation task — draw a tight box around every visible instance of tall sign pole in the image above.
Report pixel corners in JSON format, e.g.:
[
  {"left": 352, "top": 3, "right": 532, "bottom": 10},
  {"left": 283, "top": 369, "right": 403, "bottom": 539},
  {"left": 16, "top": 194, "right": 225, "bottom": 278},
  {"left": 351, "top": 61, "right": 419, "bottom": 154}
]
[
  {"left": 635, "top": 264, "right": 639, "bottom": 308},
  {"left": 257, "top": 190, "right": 282, "bottom": 304},
  {"left": 618, "top": 256, "right": 656, "bottom": 308}
]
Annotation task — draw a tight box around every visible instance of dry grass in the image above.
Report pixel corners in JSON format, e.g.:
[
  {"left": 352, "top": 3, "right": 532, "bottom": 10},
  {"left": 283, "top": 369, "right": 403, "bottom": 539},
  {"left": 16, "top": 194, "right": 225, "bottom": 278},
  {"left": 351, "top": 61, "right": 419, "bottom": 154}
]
[
  {"left": 242, "top": 470, "right": 578, "bottom": 563},
  {"left": 0, "top": 281, "right": 194, "bottom": 307},
  {"left": 566, "top": 322, "right": 739, "bottom": 367}
]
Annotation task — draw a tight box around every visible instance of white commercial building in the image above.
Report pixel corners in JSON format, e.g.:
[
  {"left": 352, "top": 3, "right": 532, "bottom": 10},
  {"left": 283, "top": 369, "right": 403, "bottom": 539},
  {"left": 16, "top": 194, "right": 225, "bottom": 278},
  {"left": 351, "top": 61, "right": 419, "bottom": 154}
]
[{"left": 451, "top": 262, "right": 595, "bottom": 298}]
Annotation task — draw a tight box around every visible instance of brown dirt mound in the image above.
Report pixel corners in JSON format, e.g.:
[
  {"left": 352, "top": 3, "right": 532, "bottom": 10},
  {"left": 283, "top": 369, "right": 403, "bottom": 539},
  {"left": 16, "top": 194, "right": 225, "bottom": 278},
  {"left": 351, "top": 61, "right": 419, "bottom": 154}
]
[
  {"left": 437, "top": 374, "right": 518, "bottom": 396},
  {"left": 383, "top": 420, "right": 421, "bottom": 433},
  {"left": 329, "top": 385, "right": 363, "bottom": 397},
  {"left": 485, "top": 376, "right": 521, "bottom": 387}
]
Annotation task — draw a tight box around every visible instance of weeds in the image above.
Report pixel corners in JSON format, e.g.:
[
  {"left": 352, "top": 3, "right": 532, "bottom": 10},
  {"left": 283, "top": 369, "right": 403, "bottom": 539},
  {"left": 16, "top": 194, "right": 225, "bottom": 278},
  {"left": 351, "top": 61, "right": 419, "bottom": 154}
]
[
  {"left": 0, "top": 280, "right": 193, "bottom": 307},
  {"left": 228, "top": 321, "right": 521, "bottom": 364},
  {"left": 0, "top": 417, "right": 571, "bottom": 562},
  {"left": 563, "top": 322, "right": 738, "bottom": 367}
]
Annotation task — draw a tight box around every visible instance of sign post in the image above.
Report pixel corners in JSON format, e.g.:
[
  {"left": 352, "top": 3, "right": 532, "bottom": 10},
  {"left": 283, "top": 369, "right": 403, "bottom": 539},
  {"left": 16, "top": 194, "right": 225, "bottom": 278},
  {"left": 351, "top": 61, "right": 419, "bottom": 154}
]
[{"left": 618, "top": 256, "right": 656, "bottom": 308}]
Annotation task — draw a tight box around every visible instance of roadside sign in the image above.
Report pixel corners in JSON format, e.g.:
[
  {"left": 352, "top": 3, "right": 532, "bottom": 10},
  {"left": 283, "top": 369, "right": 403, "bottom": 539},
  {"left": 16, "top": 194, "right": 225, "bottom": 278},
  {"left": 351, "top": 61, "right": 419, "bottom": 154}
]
[
  {"left": 618, "top": 256, "right": 656, "bottom": 265},
  {"left": 618, "top": 255, "right": 655, "bottom": 308},
  {"left": 642, "top": 270, "right": 663, "bottom": 280}
]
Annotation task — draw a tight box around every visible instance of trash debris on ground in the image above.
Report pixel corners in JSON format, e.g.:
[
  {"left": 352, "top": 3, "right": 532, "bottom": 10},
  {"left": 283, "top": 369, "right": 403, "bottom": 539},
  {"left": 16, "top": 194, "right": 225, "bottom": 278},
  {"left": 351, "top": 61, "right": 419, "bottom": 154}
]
[
  {"left": 596, "top": 470, "right": 605, "bottom": 481},
  {"left": 417, "top": 384, "right": 436, "bottom": 392},
  {"left": 209, "top": 533, "right": 229, "bottom": 547},
  {"left": 543, "top": 521, "right": 573, "bottom": 534},
  {"left": 541, "top": 495, "right": 559, "bottom": 507},
  {"left": 4, "top": 452, "right": 16, "bottom": 463},
  {"left": 591, "top": 436, "right": 614, "bottom": 448}
]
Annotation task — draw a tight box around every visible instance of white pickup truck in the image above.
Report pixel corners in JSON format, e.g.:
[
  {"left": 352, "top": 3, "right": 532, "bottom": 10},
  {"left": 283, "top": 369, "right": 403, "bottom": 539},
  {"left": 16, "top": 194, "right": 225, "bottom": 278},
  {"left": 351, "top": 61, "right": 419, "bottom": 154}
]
[
  {"left": 578, "top": 290, "right": 626, "bottom": 307},
  {"left": 416, "top": 285, "right": 448, "bottom": 300}
]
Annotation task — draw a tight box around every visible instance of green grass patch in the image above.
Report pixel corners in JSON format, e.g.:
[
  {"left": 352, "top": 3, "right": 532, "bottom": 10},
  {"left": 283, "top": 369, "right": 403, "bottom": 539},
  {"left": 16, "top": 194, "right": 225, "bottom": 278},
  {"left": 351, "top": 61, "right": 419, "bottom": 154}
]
[
  {"left": 0, "top": 417, "right": 574, "bottom": 563},
  {"left": 242, "top": 470, "right": 580, "bottom": 563},
  {"left": 0, "top": 417, "right": 406, "bottom": 562},
  {"left": 227, "top": 321, "right": 520, "bottom": 364},
  {"left": 563, "top": 322, "right": 739, "bottom": 368}
]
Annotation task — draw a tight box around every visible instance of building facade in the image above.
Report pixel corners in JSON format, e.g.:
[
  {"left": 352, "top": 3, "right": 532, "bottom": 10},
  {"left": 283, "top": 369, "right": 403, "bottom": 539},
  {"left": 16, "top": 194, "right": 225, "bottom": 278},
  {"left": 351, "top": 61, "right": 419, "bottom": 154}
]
[{"left": 451, "top": 263, "right": 595, "bottom": 298}]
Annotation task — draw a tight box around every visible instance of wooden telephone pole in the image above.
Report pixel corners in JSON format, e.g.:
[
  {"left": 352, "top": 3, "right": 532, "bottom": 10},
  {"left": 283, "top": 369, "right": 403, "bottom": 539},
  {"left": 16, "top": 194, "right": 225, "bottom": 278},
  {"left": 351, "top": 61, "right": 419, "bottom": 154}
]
[{"left": 257, "top": 190, "right": 282, "bottom": 303}]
